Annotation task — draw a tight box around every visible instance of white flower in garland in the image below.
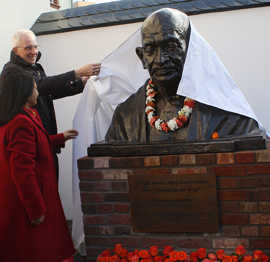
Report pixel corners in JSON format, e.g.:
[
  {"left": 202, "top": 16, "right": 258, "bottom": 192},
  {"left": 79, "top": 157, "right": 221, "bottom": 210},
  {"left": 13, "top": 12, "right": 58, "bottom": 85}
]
[{"left": 145, "top": 79, "right": 195, "bottom": 133}]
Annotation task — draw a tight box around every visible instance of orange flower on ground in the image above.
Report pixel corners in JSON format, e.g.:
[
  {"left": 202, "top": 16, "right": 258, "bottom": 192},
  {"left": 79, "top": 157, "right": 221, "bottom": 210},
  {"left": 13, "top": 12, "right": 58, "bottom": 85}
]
[
  {"left": 120, "top": 259, "right": 128, "bottom": 262},
  {"left": 243, "top": 256, "right": 253, "bottom": 262},
  {"left": 236, "top": 245, "right": 247, "bottom": 256},
  {"left": 131, "top": 254, "right": 140, "bottom": 262},
  {"left": 149, "top": 246, "right": 159, "bottom": 257},
  {"left": 202, "top": 259, "right": 211, "bottom": 262},
  {"left": 154, "top": 256, "right": 163, "bottom": 262},
  {"left": 216, "top": 250, "right": 225, "bottom": 260},
  {"left": 232, "top": 255, "right": 239, "bottom": 262},
  {"left": 120, "top": 249, "right": 128, "bottom": 258},
  {"left": 260, "top": 255, "right": 269, "bottom": 262},
  {"left": 178, "top": 251, "right": 188, "bottom": 261},
  {"left": 169, "top": 251, "right": 179, "bottom": 262},
  {"left": 211, "top": 131, "right": 219, "bottom": 139},
  {"left": 111, "top": 255, "right": 120, "bottom": 262},
  {"left": 223, "top": 255, "right": 233, "bottom": 262},
  {"left": 197, "top": 248, "right": 207, "bottom": 259},
  {"left": 163, "top": 246, "right": 174, "bottom": 256},
  {"left": 139, "top": 250, "right": 150, "bottom": 259},
  {"left": 190, "top": 252, "right": 198, "bottom": 262},
  {"left": 253, "top": 250, "right": 263, "bottom": 261},
  {"left": 208, "top": 253, "right": 217, "bottom": 261},
  {"left": 115, "top": 244, "right": 123, "bottom": 255}
]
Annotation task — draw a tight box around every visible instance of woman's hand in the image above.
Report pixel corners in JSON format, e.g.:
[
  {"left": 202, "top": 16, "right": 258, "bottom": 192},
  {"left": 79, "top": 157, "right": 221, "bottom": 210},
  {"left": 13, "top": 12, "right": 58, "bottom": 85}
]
[
  {"left": 31, "top": 214, "right": 45, "bottom": 226},
  {"left": 63, "top": 129, "right": 78, "bottom": 141}
]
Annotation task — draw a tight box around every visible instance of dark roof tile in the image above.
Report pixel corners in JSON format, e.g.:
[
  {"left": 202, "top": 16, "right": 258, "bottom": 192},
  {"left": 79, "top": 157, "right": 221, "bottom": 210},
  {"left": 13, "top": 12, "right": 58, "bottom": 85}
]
[{"left": 32, "top": 0, "right": 270, "bottom": 35}]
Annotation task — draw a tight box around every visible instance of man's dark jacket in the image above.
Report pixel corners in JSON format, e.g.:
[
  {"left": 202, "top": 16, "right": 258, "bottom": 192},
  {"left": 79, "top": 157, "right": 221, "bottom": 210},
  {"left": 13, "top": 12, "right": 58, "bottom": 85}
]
[{"left": 2, "top": 51, "right": 84, "bottom": 151}]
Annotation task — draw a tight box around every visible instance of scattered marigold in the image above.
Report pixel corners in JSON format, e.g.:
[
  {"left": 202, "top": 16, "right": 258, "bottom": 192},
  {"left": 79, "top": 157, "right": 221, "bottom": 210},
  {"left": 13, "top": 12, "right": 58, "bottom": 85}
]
[
  {"left": 150, "top": 116, "right": 159, "bottom": 127},
  {"left": 154, "top": 256, "right": 163, "bottom": 262},
  {"left": 222, "top": 255, "right": 233, "bottom": 262},
  {"left": 216, "top": 250, "right": 225, "bottom": 260},
  {"left": 260, "top": 255, "right": 269, "bottom": 262},
  {"left": 169, "top": 251, "right": 179, "bottom": 262},
  {"left": 197, "top": 248, "right": 207, "bottom": 259},
  {"left": 211, "top": 131, "right": 219, "bottom": 139},
  {"left": 236, "top": 245, "right": 246, "bottom": 256},
  {"left": 115, "top": 244, "right": 123, "bottom": 255},
  {"left": 111, "top": 255, "right": 120, "bottom": 262},
  {"left": 139, "top": 250, "right": 150, "bottom": 259},
  {"left": 120, "top": 249, "right": 128, "bottom": 258},
  {"left": 208, "top": 253, "right": 217, "bottom": 261},
  {"left": 150, "top": 246, "right": 159, "bottom": 257},
  {"left": 253, "top": 250, "right": 263, "bottom": 261},
  {"left": 243, "top": 255, "right": 253, "bottom": 262},
  {"left": 131, "top": 254, "right": 140, "bottom": 262},
  {"left": 160, "top": 122, "right": 169, "bottom": 133},
  {"left": 232, "top": 255, "right": 239, "bottom": 262},
  {"left": 190, "top": 252, "right": 198, "bottom": 262},
  {"left": 178, "top": 251, "right": 188, "bottom": 261}
]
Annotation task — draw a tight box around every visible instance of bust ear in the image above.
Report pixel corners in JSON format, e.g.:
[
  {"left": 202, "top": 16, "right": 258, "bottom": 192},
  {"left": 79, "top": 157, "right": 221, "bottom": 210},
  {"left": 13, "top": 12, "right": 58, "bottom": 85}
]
[{"left": 136, "top": 47, "right": 147, "bottom": 69}]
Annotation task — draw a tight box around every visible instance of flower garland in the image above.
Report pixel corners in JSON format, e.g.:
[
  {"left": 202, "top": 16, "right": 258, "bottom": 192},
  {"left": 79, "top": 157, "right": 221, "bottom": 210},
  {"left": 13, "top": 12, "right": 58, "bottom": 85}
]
[{"left": 145, "top": 79, "right": 195, "bottom": 133}]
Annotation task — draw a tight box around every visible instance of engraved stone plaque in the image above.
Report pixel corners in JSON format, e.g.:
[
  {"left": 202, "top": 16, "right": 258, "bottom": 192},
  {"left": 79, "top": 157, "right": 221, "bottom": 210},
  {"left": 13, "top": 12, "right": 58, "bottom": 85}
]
[{"left": 128, "top": 173, "right": 219, "bottom": 233}]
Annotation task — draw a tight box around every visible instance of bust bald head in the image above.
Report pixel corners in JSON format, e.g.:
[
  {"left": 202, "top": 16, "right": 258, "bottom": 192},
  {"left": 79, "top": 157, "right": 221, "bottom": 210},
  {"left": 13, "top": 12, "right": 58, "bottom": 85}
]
[{"left": 136, "top": 8, "right": 190, "bottom": 94}]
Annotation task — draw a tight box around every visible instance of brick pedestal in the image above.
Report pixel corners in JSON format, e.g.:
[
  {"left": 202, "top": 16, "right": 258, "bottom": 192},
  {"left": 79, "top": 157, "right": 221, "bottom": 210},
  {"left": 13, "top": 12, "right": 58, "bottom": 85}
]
[{"left": 78, "top": 147, "right": 270, "bottom": 261}]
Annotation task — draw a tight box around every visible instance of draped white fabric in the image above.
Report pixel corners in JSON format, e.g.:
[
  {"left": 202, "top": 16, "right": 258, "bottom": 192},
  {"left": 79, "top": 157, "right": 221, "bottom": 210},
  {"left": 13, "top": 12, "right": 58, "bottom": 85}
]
[{"left": 72, "top": 23, "right": 261, "bottom": 251}]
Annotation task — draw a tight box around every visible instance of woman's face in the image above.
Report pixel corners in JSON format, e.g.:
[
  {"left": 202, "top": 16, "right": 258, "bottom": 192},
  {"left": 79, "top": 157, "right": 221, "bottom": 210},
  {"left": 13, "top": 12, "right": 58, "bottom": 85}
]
[{"left": 26, "top": 81, "right": 39, "bottom": 107}]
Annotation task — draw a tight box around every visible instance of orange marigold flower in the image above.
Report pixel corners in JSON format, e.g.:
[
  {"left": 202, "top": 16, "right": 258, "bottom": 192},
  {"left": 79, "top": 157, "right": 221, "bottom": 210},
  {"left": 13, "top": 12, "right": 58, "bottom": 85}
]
[
  {"left": 120, "top": 259, "right": 127, "bottom": 262},
  {"left": 260, "top": 255, "right": 269, "bottom": 262},
  {"left": 150, "top": 116, "right": 159, "bottom": 127},
  {"left": 190, "top": 252, "right": 198, "bottom": 262},
  {"left": 243, "top": 256, "right": 253, "bottom": 262},
  {"left": 208, "top": 253, "right": 217, "bottom": 261},
  {"left": 175, "top": 118, "right": 183, "bottom": 128},
  {"left": 115, "top": 244, "right": 123, "bottom": 255},
  {"left": 120, "top": 249, "right": 128, "bottom": 258},
  {"left": 235, "top": 245, "right": 246, "bottom": 256},
  {"left": 254, "top": 250, "right": 263, "bottom": 261},
  {"left": 216, "top": 250, "right": 225, "bottom": 260},
  {"left": 178, "top": 251, "right": 188, "bottom": 261},
  {"left": 169, "top": 251, "right": 179, "bottom": 262},
  {"left": 154, "top": 256, "right": 163, "bottom": 262},
  {"left": 232, "top": 255, "right": 239, "bottom": 262},
  {"left": 163, "top": 246, "right": 173, "bottom": 256},
  {"left": 184, "top": 99, "right": 195, "bottom": 108},
  {"left": 131, "top": 254, "right": 140, "bottom": 262},
  {"left": 211, "top": 131, "right": 219, "bottom": 139},
  {"left": 197, "top": 248, "right": 207, "bottom": 259},
  {"left": 101, "top": 250, "right": 111, "bottom": 257},
  {"left": 150, "top": 246, "right": 159, "bottom": 257},
  {"left": 202, "top": 259, "right": 210, "bottom": 262},
  {"left": 146, "top": 101, "right": 156, "bottom": 108},
  {"left": 111, "top": 255, "right": 120, "bottom": 262},
  {"left": 164, "top": 259, "right": 171, "bottom": 262},
  {"left": 178, "top": 115, "right": 188, "bottom": 123},
  {"left": 222, "top": 255, "right": 233, "bottom": 262},
  {"left": 160, "top": 122, "right": 169, "bottom": 133},
  {"left": 127, "top": 253, "right": 134, "bottom": 262},
  {"left": 139, "top": 250, "right": 150, "bottom": 259}
]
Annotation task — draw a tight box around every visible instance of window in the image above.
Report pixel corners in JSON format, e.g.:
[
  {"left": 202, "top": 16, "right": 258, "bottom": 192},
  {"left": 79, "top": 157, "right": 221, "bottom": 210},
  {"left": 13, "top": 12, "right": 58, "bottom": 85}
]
[{"left": 50, "top": 0, "right": 60, "bottom": 9}]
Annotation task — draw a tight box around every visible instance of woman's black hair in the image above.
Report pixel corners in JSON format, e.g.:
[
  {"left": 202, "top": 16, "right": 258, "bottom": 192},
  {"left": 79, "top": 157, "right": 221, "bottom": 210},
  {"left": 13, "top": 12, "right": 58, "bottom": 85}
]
[{"left": 0, "top": 68, "right": 34, "bottom": 126}]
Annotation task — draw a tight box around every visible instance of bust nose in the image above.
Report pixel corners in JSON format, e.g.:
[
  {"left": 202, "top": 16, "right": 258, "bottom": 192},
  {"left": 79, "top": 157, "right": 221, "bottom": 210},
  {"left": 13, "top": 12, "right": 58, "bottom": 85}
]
[{"left": 155, "top": 47, "right": 169, "bottom": 64}]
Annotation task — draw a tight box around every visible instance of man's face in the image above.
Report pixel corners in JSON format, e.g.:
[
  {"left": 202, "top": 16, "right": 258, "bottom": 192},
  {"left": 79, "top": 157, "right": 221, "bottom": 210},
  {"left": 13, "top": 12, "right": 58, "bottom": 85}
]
[
  {"left": 137, "top": 12, "right": 189, "bottom": 89},
  {"left": 13, "top": 34, "right": 38, "bottom": 65}
]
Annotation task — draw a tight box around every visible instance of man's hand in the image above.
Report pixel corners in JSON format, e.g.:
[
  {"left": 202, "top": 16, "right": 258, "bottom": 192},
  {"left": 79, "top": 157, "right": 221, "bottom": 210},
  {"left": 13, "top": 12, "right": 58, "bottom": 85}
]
[
  {"left": 63, "top": 129, "right": 79, "bottom": 141},
  {"left": 75, "top": 63, "right": 101, "bottom": 78},
  {"left": 31, "top": 214, "right": 45, "bottom": 226}
]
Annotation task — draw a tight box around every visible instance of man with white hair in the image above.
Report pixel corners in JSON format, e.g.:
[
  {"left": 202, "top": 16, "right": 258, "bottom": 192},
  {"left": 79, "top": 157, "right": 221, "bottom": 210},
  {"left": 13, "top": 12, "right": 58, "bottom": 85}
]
[{"left": 2, "top": 29, "right": 101, "bottom": 176}]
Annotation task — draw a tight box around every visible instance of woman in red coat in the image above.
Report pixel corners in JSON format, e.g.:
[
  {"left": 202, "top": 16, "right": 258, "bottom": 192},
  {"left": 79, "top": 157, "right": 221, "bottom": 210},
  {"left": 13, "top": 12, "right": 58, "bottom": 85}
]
[{"left": 0, "top": 69, "right": 77, "bottom": 261}]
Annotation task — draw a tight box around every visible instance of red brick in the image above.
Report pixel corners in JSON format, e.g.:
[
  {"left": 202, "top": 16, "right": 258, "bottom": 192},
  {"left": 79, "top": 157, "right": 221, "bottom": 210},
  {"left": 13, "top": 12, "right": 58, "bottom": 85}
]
[
  {"left": 82, "top": 205, "right": 97, "bottom": 215},
  {"left": 139, "top": 238, "right": 177, "bottom": 248},
  {"left": 134, "top": 168, "right": 171, "bottom": 176},
  {"left": 213, "top": 238, "right": 249, "bottom": 248},
  {"left": 110, "top": 157, "right": 144, "bottom": 168},
  {"left": 221, "top": 214, "right": 249, "bottom": 225},
  {"left": 84, "top": 215, "right": 107, "bottom": 225},
  {"left": 179, "top": 154, "right": 196, "bottom": 165},
  {"left": 114, "top": 226, "right": 131, "bottom": 235},
  {"left": 218, "top": 178, "right": 239, "bottom": 189},
  {"left": 220, "top": 201, "right": 240, "bottom": 212},
  {"left": 107, "top": 214, "right": 130, "bottom": 225},
  {"left": 222, "top": 226, "right": 240, "bottom": 236},
  {"left": 144, "top": 156, "right": 160, "bottom": 167},
  {"left": 94, "top": 157, "right": 110, "bottom": 168},
  {"left": 114, "top": 203, "right": 130, "bottom": 213},
  {"left": 196, "top": 154, "right": 216, "bottom": 165},
  {"left": 78, "top": 156, "right": 94, "bottom": 169},
  {"left": 211, "top": 166, "right": 246, "bottom": 177},
  {"left": 257, "top": 150, "right": 270, "bottom": 162},
  {"left": 81, "top": 192, "right": 104, "bottom": 203},
  {"left": 247, "top": 164, "right": 270, "bottom": 175},
  {"left": 80, "top": 181, "right": 111, "bottom": 192},
  {"left": 172, "top": 167, "right": 207, "bottom": 175},
  {"left": 239, "top": 201, "right": 258, "bottom": 212},
  {"left": 250, "top": 239, "right": 270, "bottom": 249},
  {"left": 250, "top": 214, "right": 270, "bottom": 224},
  {"left": 111, "top": 181, "right": 128, "bottom": 192},
  {"left": 260, "top": 226, "right": 270, "bottom": 236},
  {"left": 235, "top": 152, "right": 256, "bottom": 164},
  {"left": 217, "top": 153, "right": 235, "bottom": 165},
  {"left": 239, "top": 178, "right": 259, "bottom": 188},
  {"left": 84, "top": 226, "right": 99, "bottom": 235},
  {"left": 175, "top": 238, "right": 211, "bottom": 248},
  {"left": 259, "top": 202, "right": 270, "bottom": 212},
  {"left": 99, "top": 225, "right": 115, "bottom": 235},
  {"left": 219, "top": 191, "right": 252, "bottom": 201},
  {"left": 241, "top": 226, "right": 259, "bottom": 236},
  {"left": 160, "top": 155, "right": 178, "bottom": 166},
  {"left": 102, "top": 169, "right": 132, "bottom": 180},
  {"left": 97, "top": 204, "right": 113, "bottom": 214},
  {"left": 79, "top": 170, "right": 103, "bottom": 181},
  {"left": 254, "top": 190, "right": 270, "bottom": 201},
  {"left": 104, "top": 193, "right": 129, "bottom": 202},
  {"left": 86, "top": 247, "right": 104, "bottom": 258}
]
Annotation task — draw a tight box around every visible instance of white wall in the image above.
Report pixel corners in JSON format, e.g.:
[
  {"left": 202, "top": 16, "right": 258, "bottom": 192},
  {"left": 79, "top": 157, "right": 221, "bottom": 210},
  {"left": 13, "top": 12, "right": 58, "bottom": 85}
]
[{"left": 38, "top": 6, "right": 270, "bottom": 219}]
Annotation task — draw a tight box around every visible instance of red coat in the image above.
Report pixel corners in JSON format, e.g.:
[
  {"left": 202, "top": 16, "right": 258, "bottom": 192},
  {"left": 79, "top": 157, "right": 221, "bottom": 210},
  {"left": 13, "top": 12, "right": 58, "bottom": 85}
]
[{"left": 0, "top": 108, "right": 75, "bottom": 262}]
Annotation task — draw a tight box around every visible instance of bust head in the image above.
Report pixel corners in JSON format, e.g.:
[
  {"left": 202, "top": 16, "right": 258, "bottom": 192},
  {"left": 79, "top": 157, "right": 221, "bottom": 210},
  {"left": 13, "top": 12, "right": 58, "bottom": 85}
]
[{"left": 136, "top": 8, "right": 190, "bottom": 95}]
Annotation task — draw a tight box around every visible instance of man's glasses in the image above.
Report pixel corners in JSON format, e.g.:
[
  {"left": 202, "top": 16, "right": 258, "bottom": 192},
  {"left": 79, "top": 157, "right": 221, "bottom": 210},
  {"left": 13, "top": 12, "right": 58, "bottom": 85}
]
[{"left": 17, "top": 45, "right": 39, "bottom": 51}]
